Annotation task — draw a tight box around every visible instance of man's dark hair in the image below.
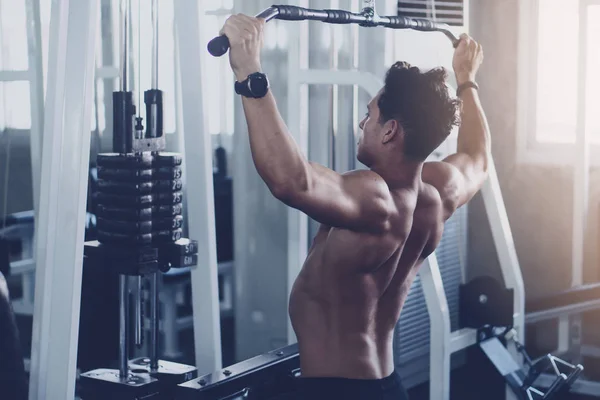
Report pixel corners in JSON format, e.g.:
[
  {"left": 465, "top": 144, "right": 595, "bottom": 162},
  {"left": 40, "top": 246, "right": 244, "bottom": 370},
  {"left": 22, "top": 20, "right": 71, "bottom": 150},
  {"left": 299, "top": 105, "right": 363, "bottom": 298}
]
[{"left": 378, "top": 61, "right": 461, "bottom": 161}]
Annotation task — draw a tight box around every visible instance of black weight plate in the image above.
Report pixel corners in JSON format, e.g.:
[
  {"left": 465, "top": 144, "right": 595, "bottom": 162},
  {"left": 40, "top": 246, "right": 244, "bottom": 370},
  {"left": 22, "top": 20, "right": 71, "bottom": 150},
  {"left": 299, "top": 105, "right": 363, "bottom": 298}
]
[
  {"left": 96, "top": 152, "right": 154, "bottom": 168},
  {"left": 164, "top": 238, "right": 198, "bottom": 256},
  {"left": 152, "top": 228, "right": 182, "bottom": 244},
  {"left": 153, "top": 179, "right": 183, "bottom": 193},
  {"left": 152, "top": 215, "right": 184, "bottom": 230},
  {"left": 155, "top": 166, "right": 182, "bottom": 180},
  {"left": 154, "top": 152, "right": 183, "bottom": 167},
  {"left": 97, "top": 166, "right": 153, "bottom": 182},
  {"left": 95, "top": 192, "right": 154, "bottom": 208},
  {"left": 97, "top": 218, "right": 153, "bottom": 235},
  {"left": 169, "top": 254, "right": 198, "bottom": 268},
  {"left": 84, "top": 240, "right": 158, "bottom": 263},
  {"left": 156, "top": 191, "right": 183, "bottom": 205},
  {"left": 97, "top": 180, "right": 154, "bottom": 195},
  {"left": 152, "top": 203, "right": 183, "bottom": 217},
  {"left": 96, "top": 205, "right": 153, "bottom": 221},
  {"left": 98, "top": 230, "right": 153, "bottom": 246}
]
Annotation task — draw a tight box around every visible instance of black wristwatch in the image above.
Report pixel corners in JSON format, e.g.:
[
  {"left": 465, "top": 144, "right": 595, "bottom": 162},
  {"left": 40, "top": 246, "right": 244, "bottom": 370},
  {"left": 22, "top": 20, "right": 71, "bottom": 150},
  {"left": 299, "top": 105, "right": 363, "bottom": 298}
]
[{"left": 235, "top": 72, "right": 270, "bottom": 99}]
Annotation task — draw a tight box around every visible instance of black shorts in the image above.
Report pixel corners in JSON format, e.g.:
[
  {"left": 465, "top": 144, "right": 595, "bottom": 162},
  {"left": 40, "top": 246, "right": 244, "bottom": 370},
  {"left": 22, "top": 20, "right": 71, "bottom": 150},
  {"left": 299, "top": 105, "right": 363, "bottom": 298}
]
[{"left": 295, "top": 370, "right": 409, "bottom": 400}]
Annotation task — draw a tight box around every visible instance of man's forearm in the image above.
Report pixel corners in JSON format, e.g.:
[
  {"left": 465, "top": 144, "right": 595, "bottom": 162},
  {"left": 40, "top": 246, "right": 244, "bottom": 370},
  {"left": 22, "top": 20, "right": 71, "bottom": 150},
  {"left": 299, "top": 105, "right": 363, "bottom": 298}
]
[
  {"left": 241, "top": 92, "right": 310, "bottom": 194},
  {"left": 457, "top": 87, "right": 491, "bottom": 169}
]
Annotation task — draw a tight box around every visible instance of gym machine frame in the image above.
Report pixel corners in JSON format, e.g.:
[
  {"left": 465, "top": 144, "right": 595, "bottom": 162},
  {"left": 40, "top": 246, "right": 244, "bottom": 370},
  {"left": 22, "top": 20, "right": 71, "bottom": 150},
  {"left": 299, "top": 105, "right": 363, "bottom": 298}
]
[{"left": 28, "top": 0, "right": 218, "bottom": 398}]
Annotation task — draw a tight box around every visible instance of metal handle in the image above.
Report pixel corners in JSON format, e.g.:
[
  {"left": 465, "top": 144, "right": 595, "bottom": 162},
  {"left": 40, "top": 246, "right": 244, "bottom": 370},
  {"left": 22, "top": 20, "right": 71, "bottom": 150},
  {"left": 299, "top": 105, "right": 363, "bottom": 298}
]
[
  {"left": 207, "top": 5, "right": 460, "bottom": 57},
  {"left": 207, "top": 7, "right": 280, "bottom": 56}
]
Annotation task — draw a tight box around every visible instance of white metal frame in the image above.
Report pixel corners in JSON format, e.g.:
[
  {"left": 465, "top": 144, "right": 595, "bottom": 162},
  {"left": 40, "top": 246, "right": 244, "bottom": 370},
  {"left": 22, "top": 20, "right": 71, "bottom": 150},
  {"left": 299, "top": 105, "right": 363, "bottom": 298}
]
[
  {"left": 516, "top": 0, "right": 600, "bottom": 167},
  {"left": 0, "top": 0, "right": 45, "bottom": 318},
  {"left": 29, "top": 0, "right": 100, "bottom": 398},
  {"left": 173, "top": 0, "right": 223, "bottom": 374}
]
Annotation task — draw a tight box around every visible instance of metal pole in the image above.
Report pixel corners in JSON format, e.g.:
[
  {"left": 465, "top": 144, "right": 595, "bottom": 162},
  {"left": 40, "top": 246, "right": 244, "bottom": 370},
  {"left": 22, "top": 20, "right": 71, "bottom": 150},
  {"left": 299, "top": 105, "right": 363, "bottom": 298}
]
[
  {"left": 119, "top": 275, "right": 129, "bottom": 377},
  {"left": 29, "top": 0, "right": 100, "bottom": 397},
  {"left": 134, "top": 276, "right": 142, "bottom": 347},
  {"left": 150, "top": 272, "right": 159, "bottom": 371},
  {"left": 120, "top": 0, "right": 129, "bottom": 92},
  {"left": 173, "top": 0, "right": 222, "bottom": 373},
  {"left": 152, "top": 0, "right": 159, "bottom": 89}
]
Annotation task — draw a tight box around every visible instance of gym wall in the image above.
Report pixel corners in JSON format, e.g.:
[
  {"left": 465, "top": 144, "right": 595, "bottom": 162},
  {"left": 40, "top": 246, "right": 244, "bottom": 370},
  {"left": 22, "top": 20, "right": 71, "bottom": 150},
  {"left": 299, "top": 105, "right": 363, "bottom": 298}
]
[{"left": 468, "top": 0, "right": 600, "bottom": 331}]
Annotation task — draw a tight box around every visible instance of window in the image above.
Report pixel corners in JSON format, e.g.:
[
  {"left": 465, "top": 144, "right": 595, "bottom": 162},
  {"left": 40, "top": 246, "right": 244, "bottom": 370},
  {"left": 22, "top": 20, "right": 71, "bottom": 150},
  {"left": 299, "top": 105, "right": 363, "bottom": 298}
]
[
  {"left": 0, "top": 0, "right": 32, "bottom": 130},
  {"left": 199, "top": 0, "right": 235, "bottom": 136},
  {"left": 518, "top": 0, "right": 600, "bottom": 164},
  {"left": 398, "top": 0, "right": 465, "bottom": 26}
]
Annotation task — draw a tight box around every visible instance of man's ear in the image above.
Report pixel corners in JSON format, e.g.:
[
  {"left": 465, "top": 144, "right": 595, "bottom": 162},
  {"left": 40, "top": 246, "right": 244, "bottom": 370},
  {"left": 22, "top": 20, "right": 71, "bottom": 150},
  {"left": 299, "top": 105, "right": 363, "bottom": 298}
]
[{"left": 382, "top": 119, "right": 402, "bottom": 144}]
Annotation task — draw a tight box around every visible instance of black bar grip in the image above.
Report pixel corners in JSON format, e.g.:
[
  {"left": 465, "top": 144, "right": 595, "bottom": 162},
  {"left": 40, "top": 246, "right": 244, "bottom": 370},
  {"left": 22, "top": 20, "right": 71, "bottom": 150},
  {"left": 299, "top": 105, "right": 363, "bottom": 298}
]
[
  {"left": 275, "top": 5, "right": 323, "bottom": 20},
  {"left": 207, "top": 6, "right": 280, "bottom": 57},
  {"left": 207, "top": 36, "right": 230, "bottom": 57},
  {"left": 323, "top": 9, "right": 362, "bottom": 24}
]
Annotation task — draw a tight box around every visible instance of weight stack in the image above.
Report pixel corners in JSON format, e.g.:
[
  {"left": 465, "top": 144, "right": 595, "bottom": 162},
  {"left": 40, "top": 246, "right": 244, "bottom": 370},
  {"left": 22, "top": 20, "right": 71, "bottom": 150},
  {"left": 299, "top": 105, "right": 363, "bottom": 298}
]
[
  {"left": 79, "top": 151, "right": 199, "bottom": 399},
  {"left": 86, "top": 151, "right": 199, "bottom": 274}
]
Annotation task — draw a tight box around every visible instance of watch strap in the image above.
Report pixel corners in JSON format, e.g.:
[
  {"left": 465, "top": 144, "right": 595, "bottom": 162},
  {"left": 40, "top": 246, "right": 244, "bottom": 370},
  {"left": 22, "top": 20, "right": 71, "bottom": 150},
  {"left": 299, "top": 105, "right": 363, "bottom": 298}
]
[{"left": 456, "top": 81, "right": 479, "bottom": 97}]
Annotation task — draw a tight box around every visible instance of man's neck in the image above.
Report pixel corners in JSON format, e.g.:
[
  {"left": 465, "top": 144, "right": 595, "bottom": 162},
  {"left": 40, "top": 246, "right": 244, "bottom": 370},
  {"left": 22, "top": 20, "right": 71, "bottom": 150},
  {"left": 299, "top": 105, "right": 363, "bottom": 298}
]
[{"left": 371, "top": 158, "right": 423, "bottom": 190}]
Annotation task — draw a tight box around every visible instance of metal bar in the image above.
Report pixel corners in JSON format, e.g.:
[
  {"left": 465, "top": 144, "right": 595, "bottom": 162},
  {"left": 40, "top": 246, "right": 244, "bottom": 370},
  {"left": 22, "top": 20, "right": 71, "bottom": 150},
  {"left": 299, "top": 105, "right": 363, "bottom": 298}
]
[
  {"left": 421, "top": 254, "right": 452, "bottom": 400},
  {"left": 152, "top": 0, "right": 158, "bottom": 89},
  {"left": 9, "top": 258, "right": 36, "bottom": 274},
  {"left": 525, "top": 299, "right": 600, "bottom": 323},
  {"left": 134, "top": 276, "right": 142, "bottom": 347},
  {"left": 572, "top": 0, "right": 590, "bottom": 289},
  {"left": 173, "top": 0, "right": 223, "bottom": 373},
  {"left": 150, "top": 272, "right": 159, "bottom": 370},
  {"left": 0, "top": 70, "right": 30, "bottom": 81},
  {"left": 480, "top": 160, "right": 525, "bottom": 400},
  {"left": 286, "top": 4, "right": 308, "bottom": 345},
  {"left": 449, "top": 328, "right": 477, "bottom": 353},
  {"left": 119, "top": 275, "right": 129, "bottom": 377},
  {"left": 119, "top": 0, "right": 129, "bottom": 91},
  {"left": 25, "top": 0, "right": 45, "bottom": 219},
  {"left": 28, "top": 0, "right": 100, "bottom": 397}
]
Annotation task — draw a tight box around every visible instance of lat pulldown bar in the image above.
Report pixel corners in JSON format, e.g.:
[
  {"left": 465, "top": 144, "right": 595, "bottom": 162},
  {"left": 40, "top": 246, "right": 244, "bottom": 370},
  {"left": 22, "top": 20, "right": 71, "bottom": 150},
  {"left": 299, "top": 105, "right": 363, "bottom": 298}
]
[{"left": 207, "top": 0, "right": 460, "bottom": 57}]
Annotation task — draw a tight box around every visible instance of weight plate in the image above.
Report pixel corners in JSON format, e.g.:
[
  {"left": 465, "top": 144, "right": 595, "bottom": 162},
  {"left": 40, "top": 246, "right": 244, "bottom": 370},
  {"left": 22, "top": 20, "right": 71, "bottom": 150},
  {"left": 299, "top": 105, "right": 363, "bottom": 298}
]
[
  {"left": 152, "top": 215, "right": 184, "bottom": 230},
  {"left": 156, "top": 191, "right": 183, "bottom": 205},
  {"left": 168, "top": 254, "right": 198, "bottom": 269},
  {"left": 84, "top": 240, "right": 158, "bottom": 264},
  {"left": 98, "top": 230, "right": 153, "bottom": 246},
  {"left": 96, "top": 205, "right": 153, "bottom": 221},
  {"left": 164, "top": 238, "right": 198, "bottom": 256},
  {"left": 152, "top": 203, "right": 183, "bottom": 217},
  {"left": 96, "top": 152, "right": 154, "bottom": 168},
  {"left": 155, "top": 166, "right": 182, "bottom": 180},
  {"left": 97, "top": 166, "right": 153, "bottom": 182},
  {"left": 154, "top": 152, "right": 183, "bottom": 167},
  {"left": 152, "top": 228, "right": 182, "bottom": 244},
  {"left": 97, "top": 180, "right": 154, "bottom": 195},
  {"left": 97, "top": 218, "right": 153, "bottom": 235},
  {"left": 153, "top": 179, "right": 183, "bottom": 193},
  {"left": 95, "top": 192, "right": 154, "bottom": 208}
]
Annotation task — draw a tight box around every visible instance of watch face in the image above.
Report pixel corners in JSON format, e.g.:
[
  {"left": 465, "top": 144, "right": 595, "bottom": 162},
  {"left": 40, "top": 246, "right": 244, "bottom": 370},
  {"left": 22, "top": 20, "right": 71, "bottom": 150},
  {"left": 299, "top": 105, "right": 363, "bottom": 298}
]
[{"left": 248, "top": 73, "right": 269, "bottom": 97}]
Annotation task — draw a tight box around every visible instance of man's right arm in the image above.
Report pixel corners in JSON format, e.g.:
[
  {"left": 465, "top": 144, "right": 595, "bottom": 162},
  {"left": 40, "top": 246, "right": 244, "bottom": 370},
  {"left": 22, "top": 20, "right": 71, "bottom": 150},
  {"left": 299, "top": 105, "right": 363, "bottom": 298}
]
[{"left": 423, "top": 34, "right": 490, "bottom": 220}]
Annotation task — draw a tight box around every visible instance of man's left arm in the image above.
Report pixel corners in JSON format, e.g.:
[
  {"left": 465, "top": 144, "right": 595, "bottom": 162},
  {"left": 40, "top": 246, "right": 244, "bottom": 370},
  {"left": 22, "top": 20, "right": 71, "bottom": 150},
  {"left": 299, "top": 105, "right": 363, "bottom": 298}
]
[{"left": 221, "top": 14, "right": 392, "bottom": 233}]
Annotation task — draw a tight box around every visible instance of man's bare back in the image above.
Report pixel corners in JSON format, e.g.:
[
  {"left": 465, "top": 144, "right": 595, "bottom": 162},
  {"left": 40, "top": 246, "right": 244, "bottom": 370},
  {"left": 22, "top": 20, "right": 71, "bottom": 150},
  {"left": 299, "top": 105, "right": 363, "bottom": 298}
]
[
  {"left": 220, "top": 13, "right": 488, "bottom": 398},
  {"left": 289, "top": 172, "right": 445, "bottom": 380}
]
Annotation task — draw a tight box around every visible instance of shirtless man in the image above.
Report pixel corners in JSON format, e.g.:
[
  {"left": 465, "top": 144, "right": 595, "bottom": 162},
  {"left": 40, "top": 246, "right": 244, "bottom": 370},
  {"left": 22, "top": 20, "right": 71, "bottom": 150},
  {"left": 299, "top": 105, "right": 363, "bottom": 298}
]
[{"left": 220, "top": 15, "right": 488, "bottom": 400}]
